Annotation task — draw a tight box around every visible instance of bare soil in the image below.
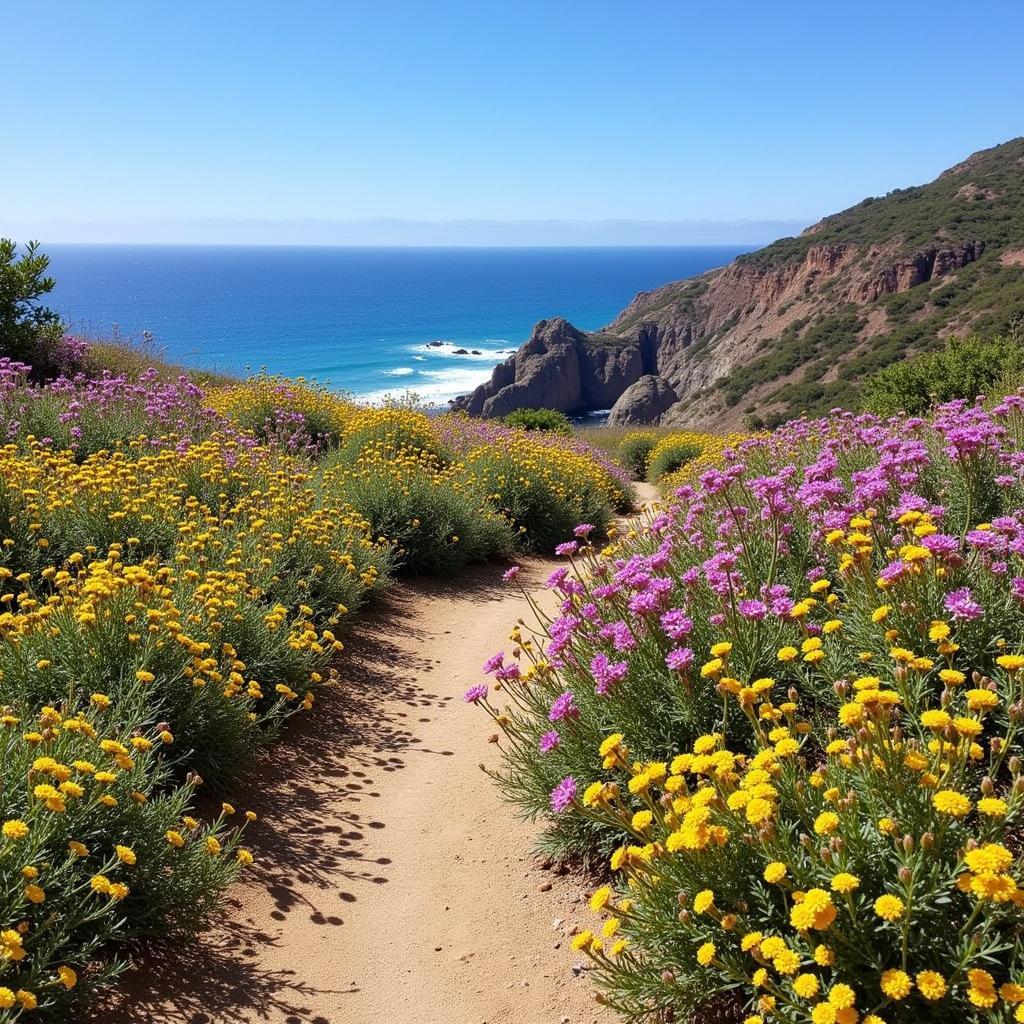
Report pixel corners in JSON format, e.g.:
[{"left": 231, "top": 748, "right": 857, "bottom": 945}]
[{"left": 90, "top": 558, "right": 605, "bottom": 1024}]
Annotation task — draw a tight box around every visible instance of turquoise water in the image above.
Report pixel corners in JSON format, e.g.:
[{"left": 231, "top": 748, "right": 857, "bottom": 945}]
[{"left": 47, "top": 245, "right": 746, "bottom": 402}]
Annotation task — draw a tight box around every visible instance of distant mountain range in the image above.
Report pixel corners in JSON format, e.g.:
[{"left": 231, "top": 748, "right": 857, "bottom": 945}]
[{"left": 455, "top": 138, "right": 1024, "bottom": 428}]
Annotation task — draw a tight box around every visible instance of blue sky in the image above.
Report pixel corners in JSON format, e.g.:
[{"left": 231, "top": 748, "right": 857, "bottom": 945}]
[{"left": 3, "top": 0, "right": 1022, "bottom": 243}]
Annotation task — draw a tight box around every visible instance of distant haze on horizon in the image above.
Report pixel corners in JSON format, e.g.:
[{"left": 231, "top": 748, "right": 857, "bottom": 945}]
[{"left": 2, "top": 217, "right": 811, "bottom": 248}]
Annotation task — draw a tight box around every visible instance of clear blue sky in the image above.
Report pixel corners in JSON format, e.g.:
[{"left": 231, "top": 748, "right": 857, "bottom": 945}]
[{"left": 3, "top": 0, "right": 1022, "bottom": 242}]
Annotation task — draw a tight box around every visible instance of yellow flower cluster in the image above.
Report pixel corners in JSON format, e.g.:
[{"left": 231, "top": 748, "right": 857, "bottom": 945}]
[
  {"left": 561, "top": 539, "right": 1024, "bottom": 1021},
  {"left": 462, "top": 430, "right": 623, "bottom": 539},
  {"left": 207, "top": 374, "right": 356, "bottom": 442},
  {"left": 655, "top": 430, "right": 749, "bottom": 490}
]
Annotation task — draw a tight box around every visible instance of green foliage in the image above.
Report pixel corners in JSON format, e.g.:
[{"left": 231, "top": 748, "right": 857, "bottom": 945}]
[
  {"left": 463, "top": 445, "right": 615, "bottom": 552},
  {"left": 646, "top": 438, "right": 702, "bottom": 482},
  {"left": 503, "top": 407, "right": 573, "bottom": 434},
  {"left": 0, "top": 239, "right": 63, "bottom": 374},
  {"left": 716, "top": 311, "right": 864, "bottom": 412},
  {"left": 738, "top": 138, "right": 1024, "bottom": 270},
  {"left": 616, "top": 431, "right": 658, "bottom": 480},
  {"left": 862, "top": 334, "right": 1024, "bottom": 415},
  {"left": 327, "top": 455, "right": 515, "bottom": 575}
]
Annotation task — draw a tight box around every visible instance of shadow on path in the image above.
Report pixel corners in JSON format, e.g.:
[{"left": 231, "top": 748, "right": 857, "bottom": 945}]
[{"left": 88, "top": 563, "right": 518, "bottom": 1023}]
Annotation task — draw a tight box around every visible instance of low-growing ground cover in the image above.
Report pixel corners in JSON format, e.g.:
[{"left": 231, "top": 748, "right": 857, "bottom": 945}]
[
  {"left": 645, "top": 430, "right": 749, "bottom": 491},
  {"left": 474, "top": 395, "right": 1024, "bottom": 1023},
  {"left": 0, "top": 358, "right": 624, "bottom": 1019}
]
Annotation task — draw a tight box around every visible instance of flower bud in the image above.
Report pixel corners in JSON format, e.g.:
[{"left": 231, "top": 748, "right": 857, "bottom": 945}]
[
  {"left": 921, "top": 832, "right": 934, "bottom": 851},
  {"left": 898, "top": 866, "right": 912, "bottom": 884},
  {"left": 661, "top": 970, "right": 676, "bottom": 985},
  {"left": 981, "top": 776, "right": 995, "bottom": 795},
  {"left": 1011, "top": 756, "right": 1021, "bottom": 775},
  {"left": 903, "top": 835, "right": 914, "bottom": 854},
  {"left": 677, "top": 891, "right": 688, "bottom": 907},
  {"left": 678, "top": 909, "right": 691, "bottom": 924}
]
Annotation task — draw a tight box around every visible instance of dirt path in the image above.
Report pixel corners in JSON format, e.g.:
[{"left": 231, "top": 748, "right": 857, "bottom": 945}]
[{"left": 92, "top": 558, "right": 605, "bottom": 1024}]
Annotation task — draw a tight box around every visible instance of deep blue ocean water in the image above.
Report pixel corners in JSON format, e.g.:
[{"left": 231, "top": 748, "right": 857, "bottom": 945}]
[{"left": 46, "top": 245, "right": 746, "bottom": 402}]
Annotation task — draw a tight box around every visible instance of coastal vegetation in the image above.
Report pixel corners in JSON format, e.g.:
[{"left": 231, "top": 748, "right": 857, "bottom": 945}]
[
  {"left": 862, "top": 334, "right": 1024, "bottom": 417},
  {"left": 502, "top": 407, "right": 573, "bottom": 434},
  {"left": 475, "top": 393, "right": 1024, "bottom": 1023},
  {"left": 617, "top": 431, "right": 659, "bottom": 480}
]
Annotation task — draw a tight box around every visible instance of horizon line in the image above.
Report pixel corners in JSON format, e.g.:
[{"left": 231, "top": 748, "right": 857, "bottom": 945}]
[{"left": 27, "top": 240, "right": 773, "bottom": 249}]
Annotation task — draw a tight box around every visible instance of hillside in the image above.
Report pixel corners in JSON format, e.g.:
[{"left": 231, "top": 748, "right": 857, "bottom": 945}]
[{"left": 454, "top": 138, "right": 1024, "bottom": 428}]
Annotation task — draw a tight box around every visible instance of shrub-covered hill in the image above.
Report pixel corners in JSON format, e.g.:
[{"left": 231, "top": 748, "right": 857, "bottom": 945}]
[{"left": 456, "top": 138, "right": 1024, "bottom": 429}]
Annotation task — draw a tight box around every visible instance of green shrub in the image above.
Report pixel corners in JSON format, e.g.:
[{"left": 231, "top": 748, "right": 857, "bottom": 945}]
[
  {"left": 646, "top": 437, "right": 702, "bottom": 482},
  {"left": 862, "top": 334, "right": 1024, "bottom": 415},
  {"left": 324, "top": 452, "right": 514, "bottom": 575},
  {"left": 463, "top": 440, "right": 616, "bottom": 552},
  {"left": 0, "top": 239, "right": 65, "bottom": 375},
  {"left": 616, "top": 431, "right": 658, "bottom": 480},
  {"left": 503, "top": 408, "right": 573, "bottom": 435}
]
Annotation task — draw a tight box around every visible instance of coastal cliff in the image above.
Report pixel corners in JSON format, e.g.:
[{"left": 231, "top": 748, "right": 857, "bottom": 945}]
[{"left": 453, "top": 138, "right": 1024, "bottom": 428}]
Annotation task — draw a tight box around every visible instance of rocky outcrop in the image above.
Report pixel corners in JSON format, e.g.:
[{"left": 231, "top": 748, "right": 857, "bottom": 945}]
[
  {"left": 854, "top": 241, "right": 984, "bottom": 302},
  {"left": 452, "top": 318, "right": 648, "bottom": 418},
  {"left": 453, "top": 138, "right": 1024, "bottom": 428},
  {"left": 607, "top": 375, "right": 679, "bottom": 426}
]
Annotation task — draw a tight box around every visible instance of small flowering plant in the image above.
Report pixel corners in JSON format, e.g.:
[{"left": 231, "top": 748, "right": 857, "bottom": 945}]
[{"left": 475, "top": 397, "right": 1024, "bottom": 1022}]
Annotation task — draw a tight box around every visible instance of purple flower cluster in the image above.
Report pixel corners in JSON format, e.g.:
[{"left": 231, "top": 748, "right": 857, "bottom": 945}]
[
  {"left": 549, "top": 776, "right": 577, "bottom": 813},
  {"left": 463, "top": 683, "right": 488, "bottom": 704},
  {"left": 466, "top": 395, "right": 1024, "bottom": 837}
]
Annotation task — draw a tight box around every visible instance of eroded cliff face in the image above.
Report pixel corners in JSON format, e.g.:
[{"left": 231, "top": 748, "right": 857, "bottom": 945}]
[
  {"left": 453, "top": 139, "right": 1024, "bottom": 427},
  {"left": 452, "top": 237, "right": 986, "bottom": 427}
]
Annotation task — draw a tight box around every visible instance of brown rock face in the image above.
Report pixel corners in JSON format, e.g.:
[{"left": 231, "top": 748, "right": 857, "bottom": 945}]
[
  {"left": 451, "top": 236, "right": 986, "bottom": 426},
  {"left": 855, "top": 242, "right": 985, "bottom": 302},
  {"left": 607, "top": 375, "right": 679, "bottom": 426},
  {"left": 451, "top": 318, "right": 647, "bottom": 418}
]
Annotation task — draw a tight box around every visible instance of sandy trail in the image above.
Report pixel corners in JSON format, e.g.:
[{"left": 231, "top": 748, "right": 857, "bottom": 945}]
[{"left": 91, "top": 557, "right": 606, "bottom": 1024}]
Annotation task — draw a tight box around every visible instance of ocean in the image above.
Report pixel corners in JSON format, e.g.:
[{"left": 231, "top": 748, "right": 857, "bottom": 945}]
[{"left": 46, "top": 245, "right": 747, "bottom": 403}]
